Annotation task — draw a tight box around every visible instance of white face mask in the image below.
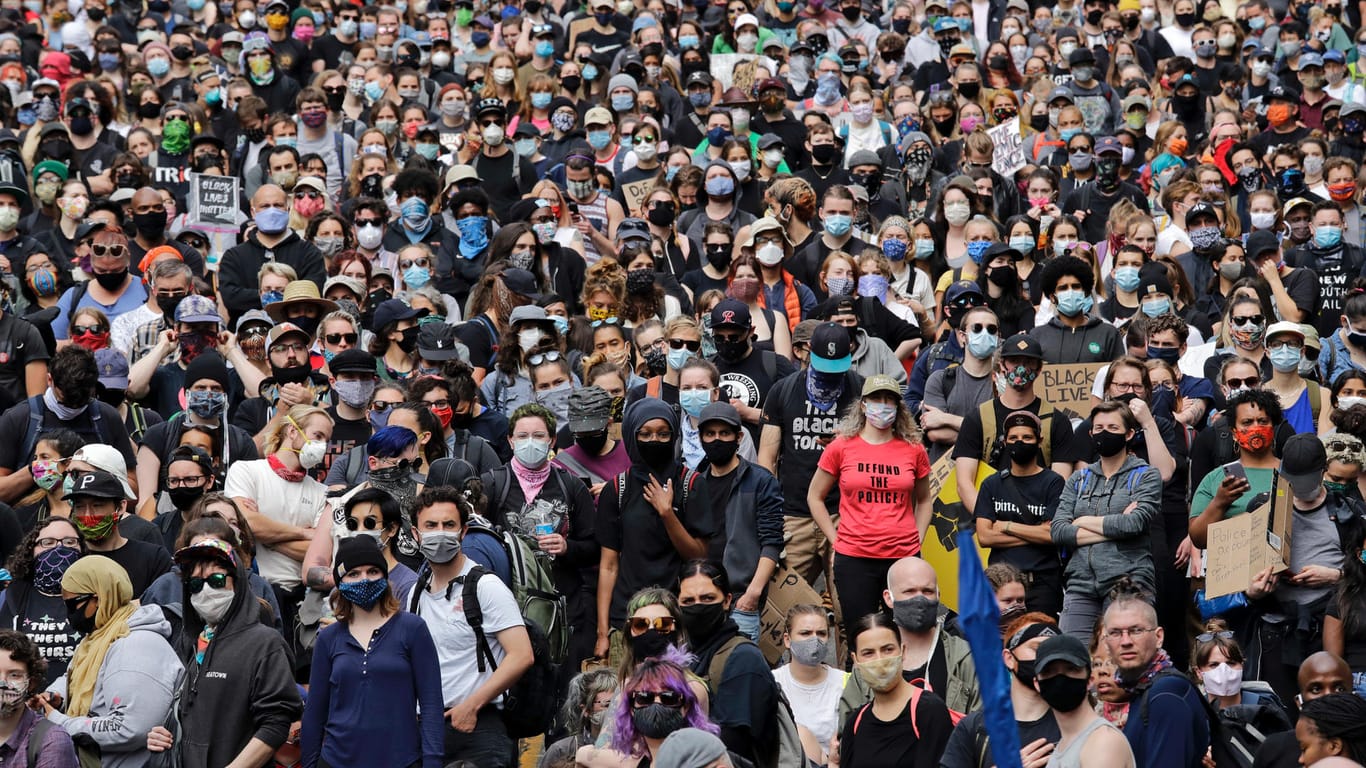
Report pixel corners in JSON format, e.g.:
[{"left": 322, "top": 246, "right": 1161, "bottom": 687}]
[
  {"left": 763, "top": 149, "right": 783, "bottom": 168},
  {"left": 1340, "top": 395, "right": 1366, "bottom": 411},
  {"left": 492, "top": 67, "right": 515, "bottom": 85},
  {"left": 298, "top": 438, "right": 327, "bottom": 469},
  {"left": 190, "top": 583, "right": 234, "bottom": 625},
  {"left": 519, "top": 329, "right": 545, "bottom": 351},
  {"left": 1201, "top": 662, "right": 1243, "bottom": 697},
  {"left": 756, "top": 242, "right": 785, "bottom": 266}
]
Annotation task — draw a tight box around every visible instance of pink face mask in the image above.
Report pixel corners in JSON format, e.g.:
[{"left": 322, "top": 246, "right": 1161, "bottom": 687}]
[
  {"left": 960, "top": 115, "right": 983, "bottom": 133},
  {"left": 292, "top": 26, "right": 315, "bottom": 42},
  {"left": 294, "top": 195, "right": 326, "bottom": 218}
]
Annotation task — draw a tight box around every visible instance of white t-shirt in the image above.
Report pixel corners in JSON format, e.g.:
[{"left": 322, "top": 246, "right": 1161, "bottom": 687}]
[
  {"left": 223, "top": 459, "right": 329, "bottom": 590},
  {"left": 416, "top": 556, "right": 525, "bottom": 708},
  {"left": 1154, "top": 223, "right": 1190, "bottom": 258},
  {"left": 772, "top": 665, "right": 847, "bottom": 753}
]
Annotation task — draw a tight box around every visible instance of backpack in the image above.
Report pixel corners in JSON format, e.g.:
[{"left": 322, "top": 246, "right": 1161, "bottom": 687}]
[
  {"left": 480, "top": 467, "right": 572, "bottom": 664},
  {"left": 20, "top": 395, "right": 108, "bottom": 465},
  {"left": 343, "top": 431, "right": 473, "bottom": 486},
  {"left": 851, "top": 683, "right": 924, "bottom": 740},
  {"left": 702, "top": 634, "right": 804, "bottom": 768},
  {"left": 1137, "top": 668, "right": 1263, "bottom": 768},
  {"left": 615, "top": 465, "right": 701, "bottom": 512},
  {"left": 434, "top": 564, "right": 559, "bottom": 739}
]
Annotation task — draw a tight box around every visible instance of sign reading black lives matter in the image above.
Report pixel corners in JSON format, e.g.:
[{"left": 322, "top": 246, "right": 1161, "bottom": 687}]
[{"left": 188, "top": 173, "right": 240, "bottom": 231}]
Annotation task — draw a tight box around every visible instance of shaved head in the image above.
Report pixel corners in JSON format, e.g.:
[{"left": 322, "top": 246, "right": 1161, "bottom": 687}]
[
  {"left": 884, "top": 556, "right": 938, "bottom": 609},
  {"left": 1299, "top": 651, "right": 1352, "bottom": 702}
]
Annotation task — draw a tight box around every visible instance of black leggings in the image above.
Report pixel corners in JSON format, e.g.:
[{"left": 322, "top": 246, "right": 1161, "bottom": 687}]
[{"left": 834, "top": 553, "right": 900, "bottom": 649}]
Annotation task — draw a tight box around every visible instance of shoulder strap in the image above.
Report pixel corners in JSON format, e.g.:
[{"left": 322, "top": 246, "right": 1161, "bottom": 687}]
[
  {"left": 27, "top": 716, "right": 52, "bottom": 768},
  {"left": 20, "top": 396, "right": 43, "bottom": 465},
  {"left": 453, "top": 428, "right": 470, "bottom": 461},
  {"left": 344, "top": 443, "right": 367, "bottom": 485},
  {"left": 492, "top": 466, "right": 513, "bottom": 518},
  {"left": 1308, "top": 381, "right": 1321, "bottom": 420},
  {"left": 762, "top": 350, "right": 777, "bottom": 381},
  {"left": 1038, "top": 400, "right": 1054, "bottom": 465},
  {"left": 851, "top": 686, "right": 922, "bottom": 740},
  {"left": 979, "top": 400, "right": 998, "bottom": 461},
  {"left": 129, "top": 404, "right": 147, "bottom": 442},
  {"left": 705, "top": 634, "right": 752, "bottom": 692},
  {"left": 462, "top": 566, "right": 499, "bottom": 674},
  {"left": 617, "top": 472, "right": 627, "bottom": 510}
]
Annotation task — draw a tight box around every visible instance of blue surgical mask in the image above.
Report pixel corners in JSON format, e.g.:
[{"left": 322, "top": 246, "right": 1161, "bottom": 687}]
[
  {"left": 679, "top": 34, "right": 699, "bottom": 48},
  {"left": 1269, "top": 345, "right": 1302, "bottom": 373},
  {"left": 667, "top": 347, "right": 691, "bottom": 370},
  {"left": 1114, "top": 265, "right": 1141, "bottom": 292},
  {"left": 679, "top": 389, "right": 711, "bottom": 418},
  {"left": 610, "top": 93, "right": 634, "bottom": 111},
  {"left": 1059, "top": 127, "right": 1080, "bottom": 143},
  {"left": 535, "top": 40, "right": 555, "bottom": 57},
  {"left": 364, "top": 81, "right": 385, "bottom": 102},
  {"left": 403, "top": 264, "right": 430, "bottom": 288},
  {"left": 966, "top": 240, "right": 991, "bottom": 265},
  {"left": 914, "top": 238, "right": 935, "bottom": 259},
  {"left": 582, "top": 62, "right": 599, "bottom": 80},
  {"left": 1141, "top": 297, "right": 1171, "bottom": 317},
  {"left": 587, "top": 129, "right": 612, "bottom": 150},
  {"left": 966, "top": 329, "right": 997, "bottom": 359},
  {"left": 531, "top": 92, "right": 552, "bottom": 109},
  {"left": 825, "top": 213, "right": 852, "bottom": 236},
  {"left": 1316, "top": 225, "right": 1344, "bottom": 248},
  {"left": 705, "top": 175, "right": 735, "bottom": 197},
  {"left": 514, "top": 138, "right": 538, "bottom": 157},
  {"left": 1008, "top": 235, "right": 1034, "bottom": 254},
  {"left": 1055, "top": 288, "right": 1092, "bottom": 317}
]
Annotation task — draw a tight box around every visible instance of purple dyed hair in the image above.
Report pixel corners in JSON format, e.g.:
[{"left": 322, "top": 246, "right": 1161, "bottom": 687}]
[{"left": 608, "top": 657, "right": 718, "bottom": 756}]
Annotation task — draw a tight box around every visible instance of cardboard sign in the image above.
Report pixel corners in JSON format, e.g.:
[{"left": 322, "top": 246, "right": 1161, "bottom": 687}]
[
  {"left": 988, "top": 120, "right": 1025, "bottom": 177},
  {"left": 1039, "top": 362, "right": 1106, "bottom": 418},
  {"left": 928, "top": 453, "right": 954, "bottom": 498},
  {"left": 760, "top": 566, "right": 826, "bottom": 665},
  {"left": 1204, "top": 476, "right": 1292, "bottom": 599},
  {"left": 620, "top": 179, "right": 656, "bottom": 215},
  {"left": 188, "top": 173, "right": 240, "bottom": 230}
]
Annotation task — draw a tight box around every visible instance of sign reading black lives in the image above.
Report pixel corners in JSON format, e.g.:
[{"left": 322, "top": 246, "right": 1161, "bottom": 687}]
[{"left": 188, "top": 173, "right": 240, "bottom": 230}]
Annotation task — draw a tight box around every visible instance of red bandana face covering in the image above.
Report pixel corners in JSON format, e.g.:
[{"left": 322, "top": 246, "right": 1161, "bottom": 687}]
[{"left": 1233, "top": 424, "right": 1274, "bottom": 453}]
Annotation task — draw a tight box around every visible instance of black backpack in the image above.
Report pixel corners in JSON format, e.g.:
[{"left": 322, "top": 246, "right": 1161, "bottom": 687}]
[{"left": 1139, "top": 669, "right": 1286, "bottom": 768}]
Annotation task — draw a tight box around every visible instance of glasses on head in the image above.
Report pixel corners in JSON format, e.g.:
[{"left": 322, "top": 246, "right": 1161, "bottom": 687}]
[
  {"left": 399, "top": 257, "right": 430, "bottom": 270},
  {"left": 165, "top": 475, "right": 207, "bottom": 488},
  {"left": 967, "top": 323, "right": 998, "bottom": 335},
  {"left": 636, "top": 428, "right": 673, "bottom": 443},
  {"left": 91, "top": 243, "right": 127, "bottom": 259},
  {"left": 628, "top": 616, "right": 676, "bottom": 634},
  {"left": 36, "top": 536, "right": 80, "bottom": 549},
  {"left": 1195, "top": 630, "right": 1234, "bottom": 643},
  {"left": 71, "top": 324, "right": 105, "bottom": 336},
  {"left": 325, "top": 332, "right": 359, "bottom": 345},
  {"left": 668, "top": 338, "right": 701, "bottom": 352},
  {"left": 1224, "top": 376, "right": 1260, "bottom": 389},
  {"left": 183, "top": 572, "right": 231, "bottom": 594},
  {"left": 345, "top": 516, "right": 382, "bottom": 531},
  {"left": 528, "top": 350, "right": 563, "bottom": 366},
  {"left": 1104, "top": 626, "right": 1157, "bottom": 640},
  {"left": 630, "top": 689, "right": 685, "bottom": 709}
]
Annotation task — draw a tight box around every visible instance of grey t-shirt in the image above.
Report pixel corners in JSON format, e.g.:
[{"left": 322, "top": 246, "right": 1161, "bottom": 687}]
[
  {"left": 1280, "top": 496, "right": 1347, "bottom": 604},
  {"left": 923, "top": 363, "right": 994, "bottom": 462}
]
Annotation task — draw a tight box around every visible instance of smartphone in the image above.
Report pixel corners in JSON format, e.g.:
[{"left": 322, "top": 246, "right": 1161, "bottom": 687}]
[
  {"left": 1222, "top": 461, "right": 1247, "bottom": 482},
  {"left": 568, "top": 201, "right": 580, "bottom": 216}
]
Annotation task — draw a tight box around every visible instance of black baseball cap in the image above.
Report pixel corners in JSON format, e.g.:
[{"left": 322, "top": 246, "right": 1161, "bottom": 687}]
[
  {"left": 710, "top": 299, "right": 752, "bottom": 329},
  {"left": 809, "top": 322, "right": 853, "bottom": 373},
  {"left": 1000, "top": 333, "right": 1044, "bottom": 361}
]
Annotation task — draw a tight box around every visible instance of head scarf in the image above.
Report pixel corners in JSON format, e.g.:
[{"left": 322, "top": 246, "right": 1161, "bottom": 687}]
[
  {"left": 61, "top": 555, "right": 136, "bottom": 717},
  {"left": 623, "top": 397, "right": 679, "bottom": 485}
]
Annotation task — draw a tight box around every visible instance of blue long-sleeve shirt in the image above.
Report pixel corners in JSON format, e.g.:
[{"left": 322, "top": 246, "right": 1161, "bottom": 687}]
[
  {"left": 1123, "top": 674, "right": 1211, "bottom": 768},
  {"left": 905, "top": 333, "right": 963, "bottom": 414},
  {"left": 301, "top": 611, "right": 446, "bottom": 768}
]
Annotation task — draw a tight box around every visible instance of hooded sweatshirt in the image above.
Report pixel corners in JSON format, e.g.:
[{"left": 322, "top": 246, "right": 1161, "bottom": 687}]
[
  {"left": 173, "top": 560, "right": 302, "bottom": 768},
  {"left": 46, "top": 604, "right": 183, "bottom": 768}
]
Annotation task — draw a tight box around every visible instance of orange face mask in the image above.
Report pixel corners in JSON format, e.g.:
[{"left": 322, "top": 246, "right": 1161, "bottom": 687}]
[
  {"left": 1267, "top": 103, "right": 1293, "bottom": 126},
  {"left": 1168, "top": 137, "right": 1188, "bottom": 156}
]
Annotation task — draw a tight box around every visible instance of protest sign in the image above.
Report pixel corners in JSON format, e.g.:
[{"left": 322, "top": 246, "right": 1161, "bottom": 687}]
[
  {"left": 188, "top": 173, "right": 240, "bottom": 230},
  {"left": 621, "top": 179, "right": 655, "bottom": 215},
  {"left": 989, "top": 120, "right": 1025, "bottom": 176},
  {"left": 760, "top": 565, "right": 827, "bottom": 665},
  {"left": 1039, "top": 362, "right": 1105, "bottom": 418},
  {"left": 1204, "top": 476, "right": 1292, "bottom": 599}
]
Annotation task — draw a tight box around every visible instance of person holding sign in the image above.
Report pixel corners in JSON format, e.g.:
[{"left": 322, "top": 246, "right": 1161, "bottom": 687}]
[
  {"left": 1051, "top": 401, "right": 1162, "bottom": 639},
  {"left": 1189, "top": 389, "right": 1284, "bottom": 549}
]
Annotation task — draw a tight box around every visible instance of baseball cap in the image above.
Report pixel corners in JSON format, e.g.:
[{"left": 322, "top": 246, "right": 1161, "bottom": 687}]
[
  {"left": 710, "top": 299, "right": 753, "bottom": 329},
  {"left": 329, "top": 348, "right": 378, "bottom": 375},
  {"left": 474, "top": 96, "right": 506, "bottom": 117},
  {"left": 743, "top": 216, "right": 787, "bottom": 248},
  {"left": 501, "top": 268, "right": 541, "bottom": 300},
  {"left": 1003, "top": 410, "right": 1043, "bottom": 434},
  {"left": 568, "top": 385, "right": 613, "bottom": 433},
  {"left": 809, "top": 322, "right": 852, "bottom": 374},
  {"left": 1000, "top": 333, "right": 1044, "bottom": 361},
  {"left": 1047, "top": 87, "right": 1075, "bottom": 105},
  {"left": 584, "top": 106, "right": 614, "bottom": 127},
  {"left": 1281, "top": 433, "right": 1328, "bottom": 498},
  {"left": 861, "top": 374, "right": 900, "bottom": 398},
  {"left": 1299, "top": 51, "right": 1324, "bottom": 69},
  {"left": 445, "top": 164, "right": 481, "bottom": 188},
  {"left": 1245, "top": 230, "right": 1281, "bottom": 260},
  {"left": 235, "top": 309, "right": 272, "bottom": 334},
  {"left": 1283, "top": 197, "right": 1314, "bottom": 216},
  {"left": 62, "top": 468, "right": 128, "bottom": 501},
  {"left": 697, "top": 401, "right": 742, "bottom": 428},
  {"left": 1184, "top": 202, "right": 1218, "bottom": 225},
  {"left": 371, "top": 298, "right": 427, "bottom": 331},
  {"left": 173, "top": 537, "right": 237, "bottom": 570},
  {"left": 616, "top": 217, "right": 652, "bottom": 244},
  {"left": 94, "top": 348, "right": 129, "bottom": 391},
  {"left": 417, "top": 323, "right": 463, "bottom": 361},
  {"left": 1266, "top": 320, "right": 1306, "bottom": 343},
  {"left": 175, "top": 294, "right": 222, "bottom": 325},
  {"left": 1068, "top": 47, "right": 1096, "bottom": 65},
  {"left": 1094, "top": 136, "right": 1122, "bottom": 156},
  {"left": 267, "top": 322, "right": 310, "bottom": 350},
  {"left": 1268, "top": 84, "right": 1300, "bottom": 102},
  {"left": 757, "top": 133, "right": 783, "bottom": 150},
  {"left": 945, "top": 279, "right": 986, "bottom": 306},
  {"left": 1121, "top": 93, "right": 1151, "bottom": 112},
  {"left": 1034, "top": 634, "right": 1091, "bottom": 673}
]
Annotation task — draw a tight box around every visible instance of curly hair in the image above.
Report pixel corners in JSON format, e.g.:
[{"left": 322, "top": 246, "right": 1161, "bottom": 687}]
[
  {"left": 509, "top": 402, "right": 557, "bottom": 435},
  {"left": 5, "top": 515, "right": 85, "bottom": 582},
  {"left": 581, "top": 259, "right": 627, "bottom": 314},
  {"left": 0, "top": 630, "right": 47, "bottom": 697},
  {"left": 837, "top": 392, "right": 922, "bottom": 443}
]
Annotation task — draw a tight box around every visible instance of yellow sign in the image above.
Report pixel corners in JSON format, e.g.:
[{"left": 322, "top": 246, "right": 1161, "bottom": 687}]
[{"left": 922, "top": 461, "right": 994, "bottom": 611}]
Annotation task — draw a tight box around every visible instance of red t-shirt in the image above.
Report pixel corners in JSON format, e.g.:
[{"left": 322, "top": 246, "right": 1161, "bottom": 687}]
[{"left": 818, "top": 434, "right": 930, "bottom": 559}]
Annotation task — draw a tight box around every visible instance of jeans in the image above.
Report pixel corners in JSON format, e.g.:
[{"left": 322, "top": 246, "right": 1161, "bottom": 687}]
[
  {"left": 443, "top": 706, "right": 515, "bottom": 768},
  {"left": 732, "top": 608, "right": 761, "bottom": 641},
  {"left": 1060, "top": 589, "right": 1104, "bottom": 641}
]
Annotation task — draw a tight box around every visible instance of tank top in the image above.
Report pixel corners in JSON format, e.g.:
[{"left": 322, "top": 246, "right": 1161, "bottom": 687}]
[
  {"left": 578, "top": 192, "right": 610, "bottom": 266},
  {"left": 1046, "top": 717, "right": 1121, "bottom": 768}
]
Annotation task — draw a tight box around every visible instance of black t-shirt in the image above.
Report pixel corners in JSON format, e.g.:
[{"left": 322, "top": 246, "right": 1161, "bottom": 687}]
[
  {"left": 761, "top": 369, "right": 863, "bottom": 517},
  {"left": 0, "top": 313, "right": 48, "bottom": 412},
  {"left": 471, "top": 149, "right": 531, "bottom": 222},
  {"left": 322, "top": 406, "right": 372, "bottom": 483},
  {"left": 574, "top": 23, "right": 630, "bottom": 58},
  {"left": 681, "top": 268, "right": 728, "bottom": 300},
  {"left": 311, "top": 33, "right": 354, "bottom": 70},
  {"left": 454, "top": 314, "right": 500, "bottom": 372},
  {"left": 940, "top": 709, "right": 1061, "bottom": 768},
  {"left": 702, "top": 467, "right": 736, "bottom": 566},
  {"left": 1326, "top": 598, "right": 1366, "bottom": 671},
  {"left": 0, "top": 583, "right": 79, "bottom": 685},
  {"left": 716, "top": 348, "right": 796, "bottom": 442},
  {"left": 71, "top": 141, "right": 118, "bottom": 191},
  {"left": 0, "top": 399, "right": 136, "bottom": 472},
  {"left": 1250, "top": 125, "right": 1310, "bottom": 159},
  {"left": 951, "top": 397, "right": 1084, "bottom": 470},
  {"left": 1251, "top": 730, "right": 1299, "bottom": 768},
  {"left": 974, "top": 469, "right": 1066, "bottom": 572},
  {"left": 1061, "top": 181, "right": 1150, "bottom": 243},
  {"left": 120, "top": 513, "right": 165, "bottom": 549},
  {"left": 99, "top": 537, "right": 172, "bottom": 598},
  {"left": 838, "top": 687, "right": 953, "bottom": 768}
]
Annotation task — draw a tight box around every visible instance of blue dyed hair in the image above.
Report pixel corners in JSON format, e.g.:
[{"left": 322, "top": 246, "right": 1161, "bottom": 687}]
[{"left": 367, "top": 426, "right": 418, "bottom": 459}]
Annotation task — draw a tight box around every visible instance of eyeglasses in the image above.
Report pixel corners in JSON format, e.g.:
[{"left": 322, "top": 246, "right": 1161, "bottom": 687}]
[
  {"left": 183, "top": 572, "right": 231, "bottom": 594},
  {"left": 165, "top": 475, "right": 207, "bottom": 488},
  {"left": 425, "top": 399, "right": 451, "bottom": 410},
  {"left": 1231, "top": 314, "right": 1264, "bottom": 327},
  {"left": 91, "top": 243, "right": 127, "bottom": 259},
  {"left": 528, "top": 350, "right": 563, "bottom": 366},
  {"left": 372, "top": 400, "right": 402, "bottom": 412},
  {"left": 636, "top": 429, "right": 673, "bottom": 443},
  {"left": 1267, "top": 339, "right": 1303, "bottom": 351},
  {"left": 399, "top": 257, "right": 430, "bottom": 270},
  {"left": 668, "top": 338, "right": 701, "bottom": 351},
  {"left": 1195, "top": 631, "right": 1234, "bottom": 642},
  {"left": 1104, "top": 626, "right": 1157, "bottom": 639},
  {"left": 71, "top": 324, "right": 105, "bottom": 336},
  {"left": 1224, "top": 376, "right": 1260, "bottom": 389},
  {"left": 164, "top": 114, "right": 189, "bottom": 123},
  {"left": 627, "top": 615, "right": 671, "bottom": 633},
  {"left": 345, "top": 516, "right": 382, "bottom": 531},
  {"left": 1110, "top": 382, "right": 1145, "bottom": 393},
  {"left": 967, "top": 323, "right": 998, "bottom": 335},
  {"left": 36, "top": 536, "right": 80, "bottom": 549},
  {"left": 325, "top": 332, "right": 359, "bottom": 345},
  {"left": 1326, "top": 439, "right": 1360, "bottom": 453},
  {"left": 272, "top": 341, "right": 309, "bottom": 355},
  {"left": 295, "top": 190, "right": 323, "bottom": 200},
  {"left": 630, "top": 689, "right": 685, "bottom": 709}
]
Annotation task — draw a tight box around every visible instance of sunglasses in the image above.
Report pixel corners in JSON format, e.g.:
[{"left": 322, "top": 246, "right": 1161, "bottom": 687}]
[
  {"left": 345, "top": 516, "right": 381, "bottom": 531},
  {"left": 63, "top": 594, "right": 94, "bottom": 616},
  {"left": 91, "top": 243, "right": 127, "bottom": 258},
  {"left": 399, "top": 257, "right": 430, "bottom": 270},
  {"left": 1326, "top": 439, "right": 1361, "bottom": 452},
  {"left": 71, "top": 324, "right": 105, "bottom": 335},
  {"left": 1195, "top": 630, "right": 1234, "bottom": 642},
  {"left": 1224, "top": 376, "right": 1260, "bottom": 389},
  {"left": 668, "top": 338, "right": 701, "bottom": 351},
  {"left": 184, "top": 572, "right": 231, "bottom": 594},
  {"left": 354, "top": 218, "right": 383, "bottom": 227},
  {"left": 628, "top": 616, "right": 676, "bottom": 634},
  {"left": 295, "top": 190, "right": 323, "bottom": 200},
  {"left": 323, "top": 85, "right": 347, "bottom": 95},
  {"left": 165, "top": 114, "right": 190, "bottom": 123},
  {"left": 325, "top": 332, "right": 359, "bottom": 345},
  {"left": 967, "top": 323, "right": 999, "bottom": 335},
  {"left": 528, "top": 350, "right": 563, "bottom": 366},
  {"left": 630, "top": 690, "right": 685, "bottom": 709},
  {"left": 371, "top": 400, "right": 402, "bottom": 412},
  {"left": 1231, "top": 315, "right": 1264, "bottom": 327}
]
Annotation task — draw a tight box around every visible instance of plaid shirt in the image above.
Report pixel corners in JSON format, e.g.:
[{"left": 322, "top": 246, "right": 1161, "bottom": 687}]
[{"left": 130, "top": 316, "right": 178, "bottom": 365}]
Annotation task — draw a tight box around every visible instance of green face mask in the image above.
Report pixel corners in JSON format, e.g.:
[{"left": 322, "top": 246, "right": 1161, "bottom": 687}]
[
  {"left": 162, "top": 119, "right": 191, "bottom": 153},
  {"left": 455, "top": 7, "right": 473, "bottom": 25},
  {"left": 1325, "top": 480, "right": 1351, "bottom": 494}
]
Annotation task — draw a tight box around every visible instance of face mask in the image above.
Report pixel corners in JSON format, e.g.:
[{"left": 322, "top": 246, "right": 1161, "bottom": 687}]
[
  {"left": 1092, "top": 429, "right": 1128, "bottom": 457},
  {"left": 705, "top": 176, "right": 735, "bottom": 197},
  {"left": 1112, "top": 265, "right": 1141, "bottom": 293},
  {"left": 1059, "top": 128, "right": 1081, "bottom": 144},
  {"left": 296, "top": 437, "right": 327, "bottom": 468},
  {"left": 32, "top": 458, "right": 63, "bottom": 491},
  {"left": 855, "top": 655, "right": 903, "bottom": 692},
  {"left": 756, "top": 242, "right": 785, "bottom": 266},
  {"left": 631, "top": 702, "right": 688, "bottom": 738},
  {"left": 680, "top": 600, "right": 727, "bottom": 642},
  {"left": 857, "top": 274, "right": 888, "bottom": 300},
  {"left": 1269, "top": 345, "right": 1302, "bottom": 373},
  {"left": 966, "top": 329, "right": 998, "bottom": 359},
  {"left": 187, "top": 389, "right": 227, "bottom": 420},
  {"left": 338, "top": 577, "right": 388, "bottom": 609},
  {"left": 944, "top": 201, "right": 971, "bottom": 227},
  {"left": 190, "top": 583, "right": 235, "bottom": 624},
  {"left": 892, "top": 595, "right": 938, "bottom": 632},
  {"left": 1201, "top": 662, "right": 1244, "bottom": 697},
  {"left": 513, "top": 437, "right": 550, "bottom": 469},
  {"left": 419, "top": 530, "right": 462, "bottom": 564},
  {"left": 1005, "top": 440, "right": 1037, "bottom": 466},
  {"left": 255, "top": 206, "right": 290, "bottom": 235},
  {"left": 1070, "top": 152, "right": 1093, "bottom": 171},
  {"left": 1037, "top": 673, "right": 1090, "bottom": 711},
  {"left": 1316, "top": 226, "right": 1343, "bottom": 248},
  {"left": 789, "top": 636, "right": 828, "bottom": 666},
  {"left": 677, "top": 387, "right": 713, "bottom": 418},
  {"left": 913, "top": 239, "right": 935, "bottom": 260},
  {"left": 33, "top": 545, "right": 79, "bottom": 595},
  {"left": 702, "top": 436, "right": 739, "bottom": 466},
  {"left": 73, "top": 511, "right": 117, "bottom": 542},
  {"left": 864, "top": 401, "right": 897, "bottom": 429},
  {"left": 1233, "top": 424, "right": 1274, "bottom": 453},
  {"left": 826, "top": 276, "right": 855, "bottom": 297},
  {"left": 1141, "top": 297, "right": 1171, "bottom": 317},
  {"left": 1055, "top": 289, "right": 1091, "bottom": 317}
]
